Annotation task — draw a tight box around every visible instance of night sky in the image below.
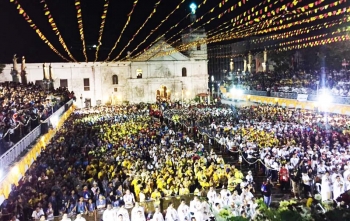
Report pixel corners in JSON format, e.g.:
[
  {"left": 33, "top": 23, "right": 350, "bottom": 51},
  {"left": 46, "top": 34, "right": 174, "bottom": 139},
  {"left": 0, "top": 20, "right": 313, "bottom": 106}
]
[{"left": 0, "top": 0, "right": 346, "bottom": 63}]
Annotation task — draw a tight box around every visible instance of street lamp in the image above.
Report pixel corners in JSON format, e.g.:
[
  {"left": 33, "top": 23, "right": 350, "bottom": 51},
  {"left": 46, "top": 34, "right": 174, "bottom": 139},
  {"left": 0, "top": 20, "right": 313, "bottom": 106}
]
[{"left": 180, "top": 81, "right": 184, "bottom": 107}]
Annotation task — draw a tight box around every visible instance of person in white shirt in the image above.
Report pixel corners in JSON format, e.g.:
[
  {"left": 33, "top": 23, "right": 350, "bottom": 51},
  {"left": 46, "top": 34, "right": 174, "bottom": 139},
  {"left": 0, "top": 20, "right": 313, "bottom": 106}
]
[
  {"left": 123, "top": 189, "right": 135, "bottom": 209},
  {"left": 60, "top": 214, "right": 72, "bottom": 221},
  {"left": 345, "top": 174, "right": 350, "bottom": 191},
  {"left": 246, "top": 171, "right": 254, "bottom": 183},
  {"left": 207, "top": 187, "right": 217, "bottom": 205},
  {"left": 321, "top": 172, "right": 332, "bottom": 202},
  {"left": 189, "top": 196, "right": 203, "bottom": 221},
  {"left": 201, "top": 200, "right": 211, "bottom": 221},
  {"left": 117, "top": 205, "right": 130, "bottom": 221},
  {"left": 131, "top": 203, "right": 145, "bottom": 221},
  {"left": 32, "top": 207, "right": 45, "bottom": 220},
  {"left": 177, "top": 199, "right": 190, "bottom": 221},
  {"left": 152, "top": 207, "right": 164, "bottom": 221},
  {"left": 165, "top": 203, "right": 179, "bottom": 221},
  {"left": 46, "top": 203, "right": 54, "bottom": 220},
  {"left": 74, "top": 214, "right": 86, "bottom": 221},
  {"left": 333, "top": 175, "right": 345, "bottom": 200},
  {"left": 103, "top": 204, "right": 117, "bottom": 221},
  {"left": 220, "top": 188, "right": 231, "bottom": 207},
  {"left": 132, "top": 210, "right": 146, "bottom": 221}
]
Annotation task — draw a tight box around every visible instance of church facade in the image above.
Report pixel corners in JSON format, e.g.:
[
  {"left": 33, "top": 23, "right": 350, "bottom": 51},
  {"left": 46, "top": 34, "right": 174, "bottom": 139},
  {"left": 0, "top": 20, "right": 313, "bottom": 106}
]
[{"left": 0, "top": 39, "right": 208, "bottom": 107}]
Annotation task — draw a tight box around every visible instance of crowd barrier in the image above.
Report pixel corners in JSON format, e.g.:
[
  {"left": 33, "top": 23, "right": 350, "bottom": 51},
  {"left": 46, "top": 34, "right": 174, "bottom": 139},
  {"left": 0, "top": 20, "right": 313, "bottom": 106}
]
[
  {"left": 240, "top": 89, "right": 350, "bottom": 105},
  {"left": 0, "top": 100, "right": 75, "bottom": 201}
]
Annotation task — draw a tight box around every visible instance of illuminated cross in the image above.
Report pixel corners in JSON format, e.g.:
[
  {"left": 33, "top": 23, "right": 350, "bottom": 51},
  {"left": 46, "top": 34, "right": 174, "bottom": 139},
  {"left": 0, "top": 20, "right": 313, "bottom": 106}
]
[{"left": 190, "top": 3, "right": 197, "bottom": 14}]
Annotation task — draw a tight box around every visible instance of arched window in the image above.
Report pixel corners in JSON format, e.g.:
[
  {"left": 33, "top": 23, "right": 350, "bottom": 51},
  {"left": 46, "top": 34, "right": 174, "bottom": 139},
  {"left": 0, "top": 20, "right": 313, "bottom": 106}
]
[
  {"left": 136, "top": 69, "right": 143, "bottom": 78},
  {"left": 182, "top": 67, "right": 187, "bottom": 77},
  {"left": 112, "top": 75, "right": 118, "bottom": 84}
]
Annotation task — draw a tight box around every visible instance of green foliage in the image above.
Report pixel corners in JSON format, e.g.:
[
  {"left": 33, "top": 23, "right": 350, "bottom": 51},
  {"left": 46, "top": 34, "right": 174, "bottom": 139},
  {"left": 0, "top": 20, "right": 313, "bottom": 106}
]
[
  {"left": 269, "top": 50, "right": 294, "bottom": 75},
  {"left": 193, "top": 96, "right": 201, "bottom": 103},
  {"left": 0, "top": 64, "right": 5, "bottom": 74}
]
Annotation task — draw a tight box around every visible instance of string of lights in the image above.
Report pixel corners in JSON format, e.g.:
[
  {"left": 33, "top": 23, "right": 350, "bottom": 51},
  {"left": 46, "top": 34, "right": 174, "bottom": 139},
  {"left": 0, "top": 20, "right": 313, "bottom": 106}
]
[
  {"left": 207, "top": 0, "right": 306, "bottom": 38},
  {"left": 104, "top": 0, "right": 139, "bottom": 62},
  {"left": 211, "top": 1, "right": 348, "bottom": 43},
  {"left": 75, "top": 0, "right": 88, "bottom": 62},
  {"left": 120, "top": 0, "right": 191, "bottom": 61},
  {"left": 41, "top": 0, "right": 77, "bottom": 62},
  {"left": 151, "top": 8, "right": 349, "bottom": 60},
  {"left": 94, "top": 0, "right": 110, "bottom": 62},
  {"left": 9, "top": 0, "right": 70, "bottom": 61},
  {"left": 110, "top": 0, "right": 162, "bottom": 62},
  {"left": 131, "top": 0, "right": 253, "bottom": 61}
]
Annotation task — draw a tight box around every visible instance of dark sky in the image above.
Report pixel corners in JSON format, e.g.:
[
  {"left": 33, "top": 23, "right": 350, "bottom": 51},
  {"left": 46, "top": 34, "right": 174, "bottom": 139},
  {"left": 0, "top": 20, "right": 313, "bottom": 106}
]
[{"left": 0, "top": 0, "right": 346, "bottom": 63}]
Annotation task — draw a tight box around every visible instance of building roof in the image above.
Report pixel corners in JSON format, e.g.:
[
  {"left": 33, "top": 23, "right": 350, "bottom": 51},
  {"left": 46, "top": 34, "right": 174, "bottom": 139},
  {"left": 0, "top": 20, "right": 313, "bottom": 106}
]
[{"left": 132, "top": 39, "right": 190, "bottom": 62}]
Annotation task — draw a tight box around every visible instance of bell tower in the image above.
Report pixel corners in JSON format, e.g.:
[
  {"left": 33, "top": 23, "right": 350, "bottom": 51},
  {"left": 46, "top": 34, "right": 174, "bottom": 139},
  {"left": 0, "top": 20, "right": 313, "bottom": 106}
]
[{"left": 181, "top": 3, "right": 208, "bottom": 60}]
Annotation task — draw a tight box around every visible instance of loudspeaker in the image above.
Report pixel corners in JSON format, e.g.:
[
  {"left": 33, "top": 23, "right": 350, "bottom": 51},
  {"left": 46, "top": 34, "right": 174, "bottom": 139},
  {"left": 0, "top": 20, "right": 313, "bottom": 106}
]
[{"left": 41, "top": 122, "right": 49, "bottom": 135}]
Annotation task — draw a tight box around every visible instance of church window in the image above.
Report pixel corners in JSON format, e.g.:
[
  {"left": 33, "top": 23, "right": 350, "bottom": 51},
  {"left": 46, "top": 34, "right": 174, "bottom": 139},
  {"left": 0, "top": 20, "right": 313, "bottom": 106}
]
[
  {"left": 197, "top": 44, "right": 201, "bottom": 50},
  {"left": 112, "top": 75, "right": 118, "bottom": 85},
  {"left": 60, "top": 79, "right": 68, "bottom": 88},
  {"left": 114, "top": 88, "right": 118, "bottom": 92},
  {"left": 136, "top": 69, "right": 143, "bottom": 78},
  {"left": 83, "top": 78, "right": 90, "bottom": 91},
  {"left": 182, "top": 67, "right": 187, "bottom": 77}
]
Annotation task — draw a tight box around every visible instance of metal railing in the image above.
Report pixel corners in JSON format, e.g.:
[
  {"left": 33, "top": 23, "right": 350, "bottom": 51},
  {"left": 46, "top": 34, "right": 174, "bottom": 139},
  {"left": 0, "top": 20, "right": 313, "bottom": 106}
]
[
  {"left": 0, "top": 100, "right": 73, "bottom": 181},
  {"left": 239, "top": 90, "right": 350, "bottom": 104}
]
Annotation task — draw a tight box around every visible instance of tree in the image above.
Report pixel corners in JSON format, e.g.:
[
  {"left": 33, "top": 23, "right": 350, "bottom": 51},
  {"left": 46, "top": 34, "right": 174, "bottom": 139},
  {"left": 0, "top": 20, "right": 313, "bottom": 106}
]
[{"left": 269, "top": 50, "right": 294, "bottom": 75}]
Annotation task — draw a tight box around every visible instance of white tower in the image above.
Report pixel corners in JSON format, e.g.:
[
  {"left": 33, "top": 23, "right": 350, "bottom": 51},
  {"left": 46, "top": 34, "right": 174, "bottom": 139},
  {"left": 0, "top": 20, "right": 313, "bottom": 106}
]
[{"left": 181, "top": 3, "right": 208, "bottom": 60}]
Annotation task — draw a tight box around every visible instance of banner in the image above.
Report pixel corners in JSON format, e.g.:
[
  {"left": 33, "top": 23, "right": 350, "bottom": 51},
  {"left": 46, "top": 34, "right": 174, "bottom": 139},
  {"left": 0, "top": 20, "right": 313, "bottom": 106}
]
[{"left": 297, "top": 94, "right": 308, "bottom": 101}]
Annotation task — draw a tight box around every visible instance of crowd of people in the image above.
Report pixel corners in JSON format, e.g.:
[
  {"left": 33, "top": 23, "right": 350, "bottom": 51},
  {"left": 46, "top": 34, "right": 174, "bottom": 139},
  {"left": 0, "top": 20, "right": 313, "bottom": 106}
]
[
  {"left": 0, "top": 104, "right": 258, "bottom": 221},
  {"left": 233, "top": 70, "right": 350, "bottom": 97},
  {"left": 0, "top": 82, "right": 73, "bottom": 153},
  {"left": 3, "top": 97, "right": 350, "bottom": 221},
  {"left": 165, "top": 104, "right": 350, "bottom": 205}
]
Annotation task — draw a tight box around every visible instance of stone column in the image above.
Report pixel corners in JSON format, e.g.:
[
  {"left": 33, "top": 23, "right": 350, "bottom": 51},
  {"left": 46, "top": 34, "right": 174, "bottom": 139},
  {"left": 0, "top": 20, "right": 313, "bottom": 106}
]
[
  {"left": 248, "top": 52, "right": 252, "bottom": 73},
  {"left": 230, "top": 58, "right": 234, "bottom": 72},
  {"left": 243, "top": 57, "right": 247, "bottom": 72},
  {"left": 43, "top": 63, "right": 47, "bottom": 80},
  {"left": 262, "top": 48, "right": 268, "bottom": 72},
  {"left": 11, "top": 54, "right": 19, "bottom": 82},
  {"left": 21, "top": 56, "right": 27, "bottom": 84}
]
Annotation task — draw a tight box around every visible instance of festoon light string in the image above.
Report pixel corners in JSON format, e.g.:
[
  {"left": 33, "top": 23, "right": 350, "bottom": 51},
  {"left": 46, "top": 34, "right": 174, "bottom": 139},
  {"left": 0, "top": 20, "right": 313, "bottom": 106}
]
[
  {"left": 131, "top": 0, "right": 252, "bottom": 61},
  {"left": 9, "top": 0, "right": 70, "bottom": 61},
  {"left": 120, "top": 0, "right": 192, "bottom": 61},
  {"left": 75, "top": 0, "right": 88, "bottom": 62},
  {"left": 41, "top": 0, "right": 77, "bottom": 62},
  {"left": 153, "top": 4, "right": 349, "bottom": 60},
  {"left": 94, "top": 0, "right": 110, "bottom": 62},
  {"left": 110, "top": 0, "right": 162, "bottom": 62},
  {"left": 104, "top": 0, "right": 139, "bottom": 62}
]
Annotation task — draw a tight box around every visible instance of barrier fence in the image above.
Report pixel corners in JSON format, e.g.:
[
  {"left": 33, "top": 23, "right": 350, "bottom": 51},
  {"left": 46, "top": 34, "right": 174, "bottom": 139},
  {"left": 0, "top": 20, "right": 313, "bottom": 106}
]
[
  {"left": 239, "top": 90, "right": 350, "bottom": 104},
  {"left": 0, "top": 100, "right": 74, "bottom": 183}
]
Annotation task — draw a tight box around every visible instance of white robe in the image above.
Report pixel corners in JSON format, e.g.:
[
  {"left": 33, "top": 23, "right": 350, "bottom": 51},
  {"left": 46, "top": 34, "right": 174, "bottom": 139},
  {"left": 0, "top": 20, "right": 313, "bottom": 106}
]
[
  {"left": 103, "top": 209, "right": 117, "bottom": 221},
  {"left": 152, "top": 212, "right": 164, "bottom": 221},
  {"left": 189, "top": 200, "right": 203, "bottom": 221},
  {"left": 207, "top": 191, "right": 217, "bottom": 205},
  {"left": 345, "top": 180, "right": 350, "bottom": 191},
  {"left": 131, "top": 206, "right": 145, "bottom": 221},
  {"left": 117, "top": 208, "right": 130, "bottom": 221},
  {"left": 201, "top": 201, "right": 211, "bottom": 221},
  {"left": 333, "top": 180, "right": 345, "bottom": 200},
  {"left": 165, "top": 207, "right": 179, "bottom": 221},
  {"left": 321, "top": 175, "right": 332, "bottom": 201},
  {"left": 177, "top": 204, "right": 190, "bottom": 221}
]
